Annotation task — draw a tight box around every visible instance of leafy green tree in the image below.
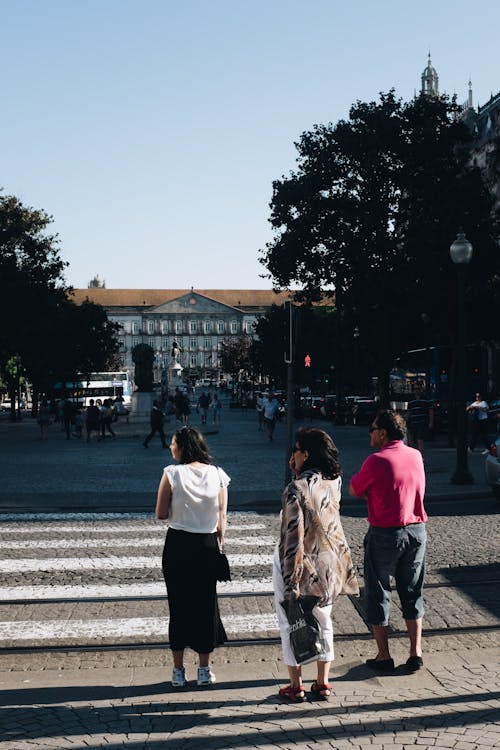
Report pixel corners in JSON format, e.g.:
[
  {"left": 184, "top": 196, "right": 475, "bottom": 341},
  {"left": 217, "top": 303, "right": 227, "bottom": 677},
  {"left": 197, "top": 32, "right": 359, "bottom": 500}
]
[
  {"left": 0, "top": 193, "right": 119, "bottom": 415},
  {"left": 261, "top": 92, "right": 499, "bottom": 403},
  {"left": 219, "top": 335, "right": 252, "bottom": 397},
  {"left": 251, "top": 303, "right": 372, "bottom": 401}
]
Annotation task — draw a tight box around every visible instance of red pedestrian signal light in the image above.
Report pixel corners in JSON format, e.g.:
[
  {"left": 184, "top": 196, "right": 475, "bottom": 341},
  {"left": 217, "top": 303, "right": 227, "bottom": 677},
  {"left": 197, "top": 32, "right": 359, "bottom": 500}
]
[{"left": 304, "top": 354, "right": 311, "bottom": 368}]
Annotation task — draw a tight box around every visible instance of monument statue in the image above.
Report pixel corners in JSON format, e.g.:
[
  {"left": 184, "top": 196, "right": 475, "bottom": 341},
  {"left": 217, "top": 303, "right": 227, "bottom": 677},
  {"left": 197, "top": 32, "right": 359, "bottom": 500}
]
[
  {"left": 171, "top": 339, "right": 181, "bottom": 364},
  {"left": 132, "top": 343, "right": 154, "bottom": 392}
]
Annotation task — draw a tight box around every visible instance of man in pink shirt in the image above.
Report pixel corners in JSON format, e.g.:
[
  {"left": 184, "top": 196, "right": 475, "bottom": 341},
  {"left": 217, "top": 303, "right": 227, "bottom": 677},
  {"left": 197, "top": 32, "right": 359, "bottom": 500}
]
[{"left": 349, "top": 410, "right": 427, "bottom": 673}]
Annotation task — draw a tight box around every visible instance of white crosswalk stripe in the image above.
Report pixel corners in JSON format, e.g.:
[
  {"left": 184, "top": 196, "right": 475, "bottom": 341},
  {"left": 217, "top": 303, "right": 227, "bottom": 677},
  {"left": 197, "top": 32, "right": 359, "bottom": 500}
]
[
  {"left": 0, "top": 613, "right": 279, "bottom": 641},
  {"left": 1, "top": 553, "right": 274, "bottom": 573},
  {"left": 0, "top": 578, "right": 274, "bottom": 600},
  {"left": 0, "top": 523, "right": 267, "bottom": 534},
  {"left": 3, "top": 536, "right": 275, "bottom": 550}
]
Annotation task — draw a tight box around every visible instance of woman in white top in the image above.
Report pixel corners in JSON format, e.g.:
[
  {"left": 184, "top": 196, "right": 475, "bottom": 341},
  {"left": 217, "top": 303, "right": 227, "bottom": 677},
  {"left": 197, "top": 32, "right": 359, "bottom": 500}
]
[{"left": 155, "top": 426, "right": 230, "bottom": 688}]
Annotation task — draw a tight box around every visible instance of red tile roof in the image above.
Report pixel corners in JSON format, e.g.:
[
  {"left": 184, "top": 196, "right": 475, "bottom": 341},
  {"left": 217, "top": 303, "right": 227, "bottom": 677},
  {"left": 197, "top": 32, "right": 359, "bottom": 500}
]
[{"left": 71, "top": 288, "right": 295, "bottom": 309}]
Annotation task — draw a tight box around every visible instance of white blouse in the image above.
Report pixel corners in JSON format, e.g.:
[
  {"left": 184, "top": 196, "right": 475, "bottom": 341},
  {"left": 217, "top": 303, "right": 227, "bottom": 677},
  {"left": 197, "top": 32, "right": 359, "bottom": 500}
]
[{"left": 164, "top": 463, "right": 231, "bottom": 533}]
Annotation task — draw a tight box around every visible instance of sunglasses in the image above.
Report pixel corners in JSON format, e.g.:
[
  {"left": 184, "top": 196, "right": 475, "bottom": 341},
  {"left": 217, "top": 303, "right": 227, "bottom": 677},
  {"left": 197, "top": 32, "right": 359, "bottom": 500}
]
[{"left": 369, "top": 425, "right": 383, "bottom": 433}]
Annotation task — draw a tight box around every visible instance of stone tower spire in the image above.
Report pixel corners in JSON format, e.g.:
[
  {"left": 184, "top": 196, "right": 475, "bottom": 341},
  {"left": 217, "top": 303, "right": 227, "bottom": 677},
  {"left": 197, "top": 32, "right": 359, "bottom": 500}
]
[{"left": 421, "top": 52, "right": 439, "bottom": 97}]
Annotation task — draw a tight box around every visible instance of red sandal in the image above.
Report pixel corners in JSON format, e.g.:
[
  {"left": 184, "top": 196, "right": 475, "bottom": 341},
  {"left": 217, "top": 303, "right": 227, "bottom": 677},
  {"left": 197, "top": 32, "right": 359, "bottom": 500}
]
[
  {"left": 278, "top": 684, "right": 306, "bottom": 702},
  {"left": 310, "top": 682, "right": 331, "bottom": 700}
]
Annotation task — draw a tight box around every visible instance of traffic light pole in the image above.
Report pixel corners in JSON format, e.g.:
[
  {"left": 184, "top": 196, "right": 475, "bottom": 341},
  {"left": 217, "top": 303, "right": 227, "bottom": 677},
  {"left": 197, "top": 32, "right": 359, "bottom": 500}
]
[{"left": 284, "top": 301, "right": 295, "bottom": 487}]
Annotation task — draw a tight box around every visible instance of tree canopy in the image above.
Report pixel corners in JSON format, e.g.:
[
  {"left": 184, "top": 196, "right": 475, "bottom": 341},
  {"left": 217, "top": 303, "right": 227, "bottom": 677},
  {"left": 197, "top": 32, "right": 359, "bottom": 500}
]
[
  {"left": 260, "top": 92, "right": 500, "bottom": 401},
  {"left": 0, "top": 193, "right": 119, "bottom": 414}
]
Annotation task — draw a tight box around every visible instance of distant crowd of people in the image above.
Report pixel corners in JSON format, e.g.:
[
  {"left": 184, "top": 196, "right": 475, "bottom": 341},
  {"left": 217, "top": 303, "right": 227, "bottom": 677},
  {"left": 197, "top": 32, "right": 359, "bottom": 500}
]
[{"left": 36, "top": 396, "right": 126, "bottom": 442}]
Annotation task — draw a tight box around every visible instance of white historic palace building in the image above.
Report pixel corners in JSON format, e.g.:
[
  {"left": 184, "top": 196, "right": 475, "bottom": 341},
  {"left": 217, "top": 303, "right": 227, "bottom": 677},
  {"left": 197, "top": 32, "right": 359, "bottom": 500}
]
[{"left": 72, "top": 286, "right": 291, "bottom": 383}]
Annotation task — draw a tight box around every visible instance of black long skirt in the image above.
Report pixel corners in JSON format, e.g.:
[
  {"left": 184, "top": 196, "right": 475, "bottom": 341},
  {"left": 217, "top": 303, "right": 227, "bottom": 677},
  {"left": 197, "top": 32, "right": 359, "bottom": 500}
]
[{"left": 162, "top": 527, "right": 227, "bottom": 653}]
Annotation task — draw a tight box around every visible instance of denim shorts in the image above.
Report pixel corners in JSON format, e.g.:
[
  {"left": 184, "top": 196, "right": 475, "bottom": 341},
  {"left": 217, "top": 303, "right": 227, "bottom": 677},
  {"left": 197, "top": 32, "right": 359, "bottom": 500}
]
[{"left": 363, "top": 523, "right": 426, "bottom": 626}]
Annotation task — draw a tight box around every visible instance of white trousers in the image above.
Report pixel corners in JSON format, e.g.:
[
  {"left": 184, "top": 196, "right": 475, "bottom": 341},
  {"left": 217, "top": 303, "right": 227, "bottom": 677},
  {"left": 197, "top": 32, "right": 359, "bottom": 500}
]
[{"left": 272, "top": 545, "right": 334, "bottom": 667}]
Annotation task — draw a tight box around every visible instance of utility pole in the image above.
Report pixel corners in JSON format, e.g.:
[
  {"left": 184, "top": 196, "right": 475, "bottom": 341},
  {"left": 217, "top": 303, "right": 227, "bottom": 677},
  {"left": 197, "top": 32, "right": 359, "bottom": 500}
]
[{"left": 284, "top": 301, "right": 295, "bottom": 487}]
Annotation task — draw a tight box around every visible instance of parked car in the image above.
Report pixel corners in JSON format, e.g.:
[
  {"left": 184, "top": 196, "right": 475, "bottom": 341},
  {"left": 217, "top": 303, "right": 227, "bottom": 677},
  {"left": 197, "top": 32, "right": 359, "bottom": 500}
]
[
  {"left": 0, "top": 400, "right": 12, "bottom": 412},
  {"left": 351, "top": 399, "right": 378, "bottom": 425},
  {"left": 323, "top": 395, "right": 337, "bottom": 422},
  {"left": 300, "top": 395, "right": 326, "bottom": 419},
  {"left": 485, "top": 434, "right": 500, "bottom": 501}
]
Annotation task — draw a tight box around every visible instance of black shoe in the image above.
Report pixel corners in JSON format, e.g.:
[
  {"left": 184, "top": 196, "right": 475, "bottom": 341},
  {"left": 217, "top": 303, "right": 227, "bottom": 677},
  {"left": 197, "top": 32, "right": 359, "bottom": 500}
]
[
  {"left": 405, "top": 655, "right": 423, "bottom": 672},
  {"left": 143, "top": 442, "right": 148, "bottom": 448},
  {"left": 365, "top": 657, "right": 395, "bottom": 673}
]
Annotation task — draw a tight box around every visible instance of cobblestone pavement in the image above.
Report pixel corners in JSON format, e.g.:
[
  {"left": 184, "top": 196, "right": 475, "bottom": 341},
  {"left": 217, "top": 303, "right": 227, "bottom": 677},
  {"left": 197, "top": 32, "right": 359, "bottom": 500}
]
[
  {"left": 0, "top": 398, "right": 495, "bottom": 511},
  {"left": 0, "top": 405, "right": 499, "bottom": 748}
]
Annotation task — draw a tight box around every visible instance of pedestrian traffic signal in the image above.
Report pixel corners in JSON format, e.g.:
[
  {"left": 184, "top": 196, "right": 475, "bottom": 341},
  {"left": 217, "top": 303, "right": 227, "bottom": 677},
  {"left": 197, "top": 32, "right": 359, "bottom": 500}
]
[{"left": 304, "top": 354, "right": 311, "bottom": 368}]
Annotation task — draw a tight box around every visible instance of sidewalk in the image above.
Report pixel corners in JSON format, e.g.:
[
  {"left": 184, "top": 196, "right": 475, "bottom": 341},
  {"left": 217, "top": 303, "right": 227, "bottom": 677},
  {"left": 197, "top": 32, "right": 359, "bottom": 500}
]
[
  {"left": 1, "top": 407, "right": 499, "bottom": 749},
  {"left": 1, "top": 641, "right": 500, "bottom": 749}
]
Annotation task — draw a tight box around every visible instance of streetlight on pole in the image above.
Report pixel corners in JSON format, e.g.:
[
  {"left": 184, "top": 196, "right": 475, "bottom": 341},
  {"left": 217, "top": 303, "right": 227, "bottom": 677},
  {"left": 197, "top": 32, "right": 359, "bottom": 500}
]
[{"left": 450, "top": 230, "right": 474, "bottom": 485}]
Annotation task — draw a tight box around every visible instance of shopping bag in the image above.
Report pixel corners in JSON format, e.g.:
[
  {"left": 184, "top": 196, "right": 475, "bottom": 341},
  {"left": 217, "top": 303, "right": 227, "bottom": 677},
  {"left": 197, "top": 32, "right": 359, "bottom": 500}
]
[{"left": 281, "top": 596, "right": 323, "bottom": 665}]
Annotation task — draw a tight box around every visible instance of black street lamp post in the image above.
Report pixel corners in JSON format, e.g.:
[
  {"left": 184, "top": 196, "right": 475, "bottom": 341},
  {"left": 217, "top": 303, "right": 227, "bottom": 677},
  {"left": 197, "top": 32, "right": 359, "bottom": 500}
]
[{"left": 450, "top": 230, "right": 474, "bottom": 485}]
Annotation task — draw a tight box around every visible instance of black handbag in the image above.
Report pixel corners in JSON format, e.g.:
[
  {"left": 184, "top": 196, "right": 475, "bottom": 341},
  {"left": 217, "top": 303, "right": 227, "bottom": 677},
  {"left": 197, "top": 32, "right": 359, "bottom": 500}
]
[
  {"left": 215, "top": 542, "right": 231, "bottom": 582},
  {"left": 281, "top": 596, "right": 323, "bottom": 664}
]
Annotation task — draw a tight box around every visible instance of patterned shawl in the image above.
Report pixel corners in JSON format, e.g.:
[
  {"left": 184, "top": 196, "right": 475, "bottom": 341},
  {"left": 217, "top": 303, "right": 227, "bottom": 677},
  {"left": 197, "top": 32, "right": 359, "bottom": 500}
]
[{"left": 278, "top": 469, "right": 359, "bottom": 605}]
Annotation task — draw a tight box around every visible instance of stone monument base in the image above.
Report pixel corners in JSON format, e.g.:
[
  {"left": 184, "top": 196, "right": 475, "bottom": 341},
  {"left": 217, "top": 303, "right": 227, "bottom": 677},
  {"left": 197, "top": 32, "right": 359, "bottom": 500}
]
[{"left": 130, "top": 391, "right": 154, "bottom": 420}]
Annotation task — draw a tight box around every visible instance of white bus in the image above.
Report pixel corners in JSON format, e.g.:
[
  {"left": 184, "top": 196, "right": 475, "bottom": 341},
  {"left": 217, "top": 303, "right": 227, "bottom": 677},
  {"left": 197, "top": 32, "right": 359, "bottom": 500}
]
[{"left": 80, "top": 371, "right": 133, "bottom": 407}]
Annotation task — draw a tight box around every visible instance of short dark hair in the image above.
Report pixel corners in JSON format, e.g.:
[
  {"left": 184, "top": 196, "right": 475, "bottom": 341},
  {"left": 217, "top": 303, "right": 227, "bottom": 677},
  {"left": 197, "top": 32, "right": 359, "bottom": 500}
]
[
  {"left": 374, "top": 409, "right": 406, "bottom": 440},
  {"left": 295, "top": 427, "right": 342, "bottom": 479},
  {"left": 174, "top": 426, "right": 211, "bottom": 464}
]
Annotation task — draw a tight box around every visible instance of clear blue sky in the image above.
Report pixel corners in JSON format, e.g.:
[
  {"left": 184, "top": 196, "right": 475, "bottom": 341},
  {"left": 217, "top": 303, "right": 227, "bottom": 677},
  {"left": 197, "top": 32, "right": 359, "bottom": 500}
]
[{"left": 2, "top": 0, "right": 498, "bottom": 290}]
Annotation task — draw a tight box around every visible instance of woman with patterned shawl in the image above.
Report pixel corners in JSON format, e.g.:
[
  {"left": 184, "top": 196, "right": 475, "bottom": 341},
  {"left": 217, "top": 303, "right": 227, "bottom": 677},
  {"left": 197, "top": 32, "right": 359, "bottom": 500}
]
[{"left": 273, "top": 428, "right": 359, "bottom": 702}]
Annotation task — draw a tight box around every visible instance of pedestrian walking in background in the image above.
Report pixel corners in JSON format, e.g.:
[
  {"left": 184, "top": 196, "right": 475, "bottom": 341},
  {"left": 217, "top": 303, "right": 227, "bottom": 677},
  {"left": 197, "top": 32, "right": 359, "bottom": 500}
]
[
  {"left": 406, "top": 388, "right": 434, "bottom": 458},
  {"left": 274, "top": 428, "right": 359, "bottom": 702},
  {"left": 37, "top": 399, "right": 51, "bottom": 440},
  {"left": 143, "top": 401, "right": 168, "bottom": 449},
  {"left": 197, "top": 391, "right": 210, "bottom": 425},
  {"left": 173, "top": 388, "right": 184, "bottom": 423},
  {"left": 349, "top": 409, "right": 427, "bottom": 673},
  {"left": 101, "top": 399, "right": 116, "bottom": 439},
  {"left": 256, "top": 392, "right": 265, "bottom": 430},
  {"left": 61, "top": 397, "right": 75, "bottom": 440},
  {"left": 263, "top": 393, "right": 279, "bottom": 441},
  {"left": 180, "top": 391, "right": 191, "bottom": 425},
  {"left": 467, "top": 392, "right": 490, "bottom": 453},
  {"left": 85, "top": 399, "right": 101, "bottom": 443},
  {"left": 155, "top": 426, "right": 230, "bottom": 688},
  {"left": 73, "top": 409, "right": 84, "bottom": 438},
  {"left": 212, "top": 394, "right": 222, "bottom": 425}
]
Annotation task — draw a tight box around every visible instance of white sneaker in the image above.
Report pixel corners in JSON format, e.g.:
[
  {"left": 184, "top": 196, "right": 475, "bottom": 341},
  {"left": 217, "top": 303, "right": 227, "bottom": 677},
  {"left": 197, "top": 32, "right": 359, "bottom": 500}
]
[
  {"left": 197, "top": 666, "right": 216, "bottom": 686},
  {"left": 172, "top": 667, "right": 186, "bottom": 687}
]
